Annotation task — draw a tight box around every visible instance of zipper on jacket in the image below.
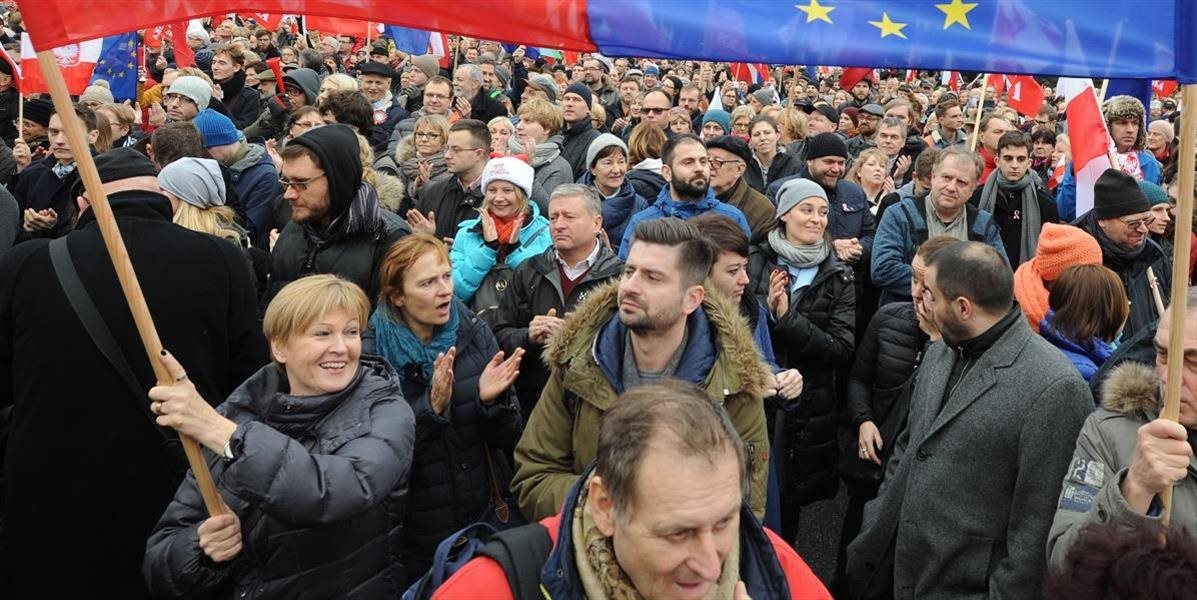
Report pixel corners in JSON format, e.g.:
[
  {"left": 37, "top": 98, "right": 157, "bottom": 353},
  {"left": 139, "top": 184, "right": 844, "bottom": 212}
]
[{"left": 745, "top": 442, "right": 758, "bottom": 498}]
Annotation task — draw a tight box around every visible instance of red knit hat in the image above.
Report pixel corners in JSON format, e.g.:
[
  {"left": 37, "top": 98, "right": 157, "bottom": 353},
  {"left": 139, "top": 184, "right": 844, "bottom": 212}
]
[{"left": 1014, "top": 223, "right": 1102, "bottom": 332}]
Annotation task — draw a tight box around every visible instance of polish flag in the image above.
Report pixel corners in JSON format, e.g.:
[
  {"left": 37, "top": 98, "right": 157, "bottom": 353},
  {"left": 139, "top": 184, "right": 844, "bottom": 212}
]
[
  {"left": 0, "top": 44, "right": 18, "bottom": 91},
  {"left": 20, "top": 33, "right": 102, "bottom": 95},
  {"left": 1005, "top": 75, "right": 1045, "bottom": 116},
  {"left": 1057, "top": 77, "right": 1113, "bottom": 217},
  {"left": 941, "top": 70, "right": 961, "bottom": 92},
  {"left": 986, "top": 73, "right": 1011, "bottom": 96},
  {"left": 1047, "top": 153, "right": 1066, "bottom": 190},
  {"left": 839, "top": 67, "right": 873, "bottom": 92},
  {"left": 731, "top": 62, "right": 769, "bottom": 84},
  {"left": 905, "top": 69, "right": 918, "bottom": 83},
  {"left": 429, "top": 31, "right": 449, "bottom": 68},
  {"left": 1153, "top": 79, "right": 1178, "bottom": 99}
]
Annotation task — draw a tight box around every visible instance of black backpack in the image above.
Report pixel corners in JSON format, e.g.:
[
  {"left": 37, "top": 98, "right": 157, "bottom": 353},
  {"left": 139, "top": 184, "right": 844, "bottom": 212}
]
[{"left": 402, "top": 521, "right": 553, "bottom": 600}]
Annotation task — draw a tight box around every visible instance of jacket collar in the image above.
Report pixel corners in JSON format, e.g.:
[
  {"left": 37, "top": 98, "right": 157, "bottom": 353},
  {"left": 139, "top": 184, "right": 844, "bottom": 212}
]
[{"left": 653, "top": 184, "right": 720, "bottom": 214}]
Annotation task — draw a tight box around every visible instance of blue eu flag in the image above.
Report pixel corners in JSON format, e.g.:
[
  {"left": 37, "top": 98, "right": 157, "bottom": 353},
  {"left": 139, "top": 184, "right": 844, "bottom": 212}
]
[{"left": 90, "top": 32, "right": 138, "bottom": 102}]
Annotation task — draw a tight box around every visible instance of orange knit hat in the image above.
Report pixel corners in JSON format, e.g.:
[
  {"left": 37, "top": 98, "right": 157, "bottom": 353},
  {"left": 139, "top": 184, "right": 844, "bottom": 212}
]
[{"left": 1014, "top": 223, "right": 1102, "bottom": 332}]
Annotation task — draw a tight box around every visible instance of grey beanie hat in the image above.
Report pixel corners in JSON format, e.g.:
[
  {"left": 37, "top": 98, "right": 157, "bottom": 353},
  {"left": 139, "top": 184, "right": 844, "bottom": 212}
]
[
  {"left": 752, "top": 88, "right": 776, "bottom": 106},
  {"left": 775, "top": 177, "right": 828, "bottom": 220},
  {"left": 586, "top": 132, "right": 628, "bottom": 169},
  {"left": 157, "top": 157, "right": 227, "bottom": 209},
  {"left": 166, "top": 75, "right": 212, "bottom": 111}
]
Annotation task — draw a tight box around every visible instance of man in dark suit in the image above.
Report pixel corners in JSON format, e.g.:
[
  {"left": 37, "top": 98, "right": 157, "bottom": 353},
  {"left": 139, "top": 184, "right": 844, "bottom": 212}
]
[{"left": 846, "top": 241, "right": 1092, "bottom": 599}]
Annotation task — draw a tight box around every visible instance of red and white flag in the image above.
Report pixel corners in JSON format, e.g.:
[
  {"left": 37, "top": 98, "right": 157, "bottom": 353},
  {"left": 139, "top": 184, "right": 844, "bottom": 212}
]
[
  {"left": 0, "top": 44, "right": 19, "bottom": 91},
  {"left": 1057, "top": 77, "right": 1112, "bottom": 217},
  {"left": 839, "top": 67, "right": 873, "bottom": 92},
  {"left": 941, "top": 70, "right": 961, "bottom": 92},
  {"left": 429, "top": 31, "right": 449, "bottom": 68},
  {"left": 1005, "top": 75, "right": 1045, "bottom": 116},
  {"left": 905, "top": 69, "right": 918, "bottom": 83},
  {"left": 731, "top": 62, "right": 769, "bottom": 84},
  {"left": 1047, "top": 153, "right": 1066, "bottom": 190},
  {"left": 239, "top": 12, "right": 284, "bottom": 31},
  {"left": 20, "top": 33, "right": 102, "bottom": 95},
  {"left": 1153, "top": 79, "right": 1178, "bottom": 99}
]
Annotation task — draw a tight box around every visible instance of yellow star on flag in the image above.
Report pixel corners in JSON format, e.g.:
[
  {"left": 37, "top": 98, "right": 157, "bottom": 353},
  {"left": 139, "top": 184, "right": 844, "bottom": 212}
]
[
  {"left": 936, "top": 0, "right": 978, "bottom": 30},
  {"left": 869, "top": 12, "right": 908, "bottom": 39},
  {"left": 796, "top": 0, "right": 835, "bottom": 24}
]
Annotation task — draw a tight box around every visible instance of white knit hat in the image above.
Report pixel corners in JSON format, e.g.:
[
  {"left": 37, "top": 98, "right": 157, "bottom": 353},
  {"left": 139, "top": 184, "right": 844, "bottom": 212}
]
[{"left": 481, "top": 156, "right": 534, "bottom": 198}]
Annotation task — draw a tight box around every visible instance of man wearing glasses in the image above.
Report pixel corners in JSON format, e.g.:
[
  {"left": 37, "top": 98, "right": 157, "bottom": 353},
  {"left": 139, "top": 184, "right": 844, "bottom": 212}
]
[
  {"left": 267, "top": 124, "right": 409, "bottom": 307},
  {"left": 1075, "top": 168, "right": 1173, "bottom": 339},
  {"left": 705, "top": 135, "right": 774, "bottom": 243},
  {"left": 387, "top": 76, "right": 454, "bottom": 156}
]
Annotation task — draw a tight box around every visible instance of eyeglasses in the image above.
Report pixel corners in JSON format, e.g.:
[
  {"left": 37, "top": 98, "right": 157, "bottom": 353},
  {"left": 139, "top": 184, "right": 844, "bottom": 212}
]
[
  {"left": 445, "top": 145, "right": 483, "bottom": 154},
  {"left": 1119, "top": 214, "right": 1156, "bottom": 230},
  {"left": 709, "top": 157, "right": 744, "bottom": 170},
  {"left": 643, "top": 107, "right": 670, "bottom": 115},
  {"left": 278, "top": 173, "right": 326, "bottom": 192},
  {"left": 424, "top": 92, "right": 451, "bottom": 101},
  {"left": 414, "top": 131, "right": 442, "bottom": 139}
]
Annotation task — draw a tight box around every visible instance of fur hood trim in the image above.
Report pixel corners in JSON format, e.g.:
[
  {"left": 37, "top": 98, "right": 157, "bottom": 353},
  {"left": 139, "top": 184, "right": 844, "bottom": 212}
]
[
  {"left": 1100, "top": 361, "right": 1160, "bottom": 415},
  {"left": 1103, "top": 95, "right": 1147, "bottom": 150},
  {"left": 373, "top": 173, "right": 406, "bottom": 212},
  {"left": 544, "top": 279, "right": 772, "bottom": 398}
]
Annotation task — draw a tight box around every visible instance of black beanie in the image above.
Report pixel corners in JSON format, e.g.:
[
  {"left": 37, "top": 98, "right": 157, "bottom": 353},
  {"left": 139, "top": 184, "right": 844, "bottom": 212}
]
[
  {"left": 564, "top": 81, "right": 593, "bottom": 109},
  {"left": 805, "top": 132, "right": 848, "bottom": 161},
  {"left": 287, "top": 124, "right": 362, "bottom": 220},
  {"left": 24, "top": 98, "right": 54, "bottom": 128},
  {"left": 1093, "top": 168, "right": 1150, "bottom": 220},
  {"left": 94, "top": 147, "right": 159, "bottom": 183},
  {"left": 705, "top": 135, "right": 752, "bottom": 166}
]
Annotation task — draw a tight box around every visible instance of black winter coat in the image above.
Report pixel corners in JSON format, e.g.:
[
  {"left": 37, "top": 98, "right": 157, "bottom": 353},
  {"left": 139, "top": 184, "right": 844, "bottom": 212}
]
[
  {"left": 493, "top": 243, "right": 623, "bottom": 418},
  {"left": 748, "top": 243, "right": 855, "bottom": 505},
  {"left": 627, "top": 167, "right": 666, "bottom": 203},
  {"left": 143, "top": 358, "right": 416, "bottom": 599},
  {"left": 411, "top": 173, "right": 484, "bottom": 241},
  {"left": 9, "top": 154, "right": 84, "bottom": 240},
  {"left": 560, "top": 119, "right": 602, "bottom": 180},
  {"left": 1076, "top": 212, "right": 1172, "bottom": 340},
  {"left": 266, "top": 205, "right": 409, "bottom": 309},
  {"left": 0, "top": 192, "right": 267, "bottom": 598},
  {"left": 367, "top": 301, "right": 523, "bottom": 582},
  {"left": 842, "top": 302, "right": 928, "bottom": 485},
  {"left": 744, "top": 151, "right": 804, "bottom": 194}
]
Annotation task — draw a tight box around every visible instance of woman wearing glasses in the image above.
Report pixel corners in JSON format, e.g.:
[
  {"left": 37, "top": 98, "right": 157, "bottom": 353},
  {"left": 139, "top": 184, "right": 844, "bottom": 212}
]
[
  {"left": 265, "top": 106, "right": 324, "bottom": 171},
  {"left": 387, "top": 115, "right": 449, "bottom": 208}
]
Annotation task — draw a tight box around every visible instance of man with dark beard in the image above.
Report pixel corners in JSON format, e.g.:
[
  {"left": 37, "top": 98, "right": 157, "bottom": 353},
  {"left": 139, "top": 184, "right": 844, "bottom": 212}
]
[
  {"left": 512, "top": 217, "right": 774, "bottom": 521},
  {"left": 617, "top": 134, "right": 751, "bottom": 258}
]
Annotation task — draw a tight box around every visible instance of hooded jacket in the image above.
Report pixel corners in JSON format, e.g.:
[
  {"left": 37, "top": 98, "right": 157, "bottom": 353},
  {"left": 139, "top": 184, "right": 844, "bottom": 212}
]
[
  {"left": 493, "top": 242, "right": 623, "bottom": 418},
  {"left": 626, "top": 158, "right": 667, "bottom": 201},
  {"left": 747, "top": 243, "right": 856, "bottom": 504},
  {"left": 243, "top": 68, "right": 320, "bottom": 142},
  {"left": 516, "top": 135, "right": 572, "bottom": 212},
  {"left": 450, "top": 201, "right": 552, "bottom": 303},
  {"left": 431, "top": 467, "right": 832, "bottom": 600},
  {"left": 511, "top": 281, "right": 774, "bottom": 521},
  {"left": 228, "top": 142, "right": 280, "bottom": 242},
  {"left": 1047, "top": 362, "right": 1197, "bottom": 568},
  {"left": 143, "top": 357, "right": 416, "bottom": 600},
  {"left": 618, "top": 185, "right": 751, "bottom": 259},
  {"left": 1038, "top": 310, "right": 1114, "bottom": 383},
  {"left": 578, "top": 171, "right": 649, "bottom": 245}
]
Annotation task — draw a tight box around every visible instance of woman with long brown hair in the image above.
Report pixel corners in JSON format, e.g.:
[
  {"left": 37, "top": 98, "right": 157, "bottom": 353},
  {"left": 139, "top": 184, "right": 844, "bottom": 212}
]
[{"left": 1038, "top": 263, "right": 1129, "bottom": 383}]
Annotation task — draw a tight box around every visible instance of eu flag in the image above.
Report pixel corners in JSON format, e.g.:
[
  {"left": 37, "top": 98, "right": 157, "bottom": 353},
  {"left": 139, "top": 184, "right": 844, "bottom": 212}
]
[
  {"left": 90, "top": 32, "right": 138, "bottom": 102},
  {"left": 383, "top": 25, "right": 430, "bottom": 56}
]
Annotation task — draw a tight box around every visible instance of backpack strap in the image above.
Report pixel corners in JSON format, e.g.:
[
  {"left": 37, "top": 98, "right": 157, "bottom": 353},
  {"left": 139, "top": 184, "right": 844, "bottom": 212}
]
[{"left": 475, "top": 523, "right": 554, "bottom": 600}]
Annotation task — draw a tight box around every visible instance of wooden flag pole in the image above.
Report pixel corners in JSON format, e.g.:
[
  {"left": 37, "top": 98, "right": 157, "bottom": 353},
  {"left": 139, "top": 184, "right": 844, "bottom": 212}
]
[
  {"left": 968, "top": 75, "right": 986, "bottom": 152},
  {"left": 16, "top": 90, "right": 22, "bottom": 140},
  {"left": 1160, "top": 82, "right": 1197, "bottom": 532},
  {"left": 35, "top": 50, "right": 225, "bottom": 516}
]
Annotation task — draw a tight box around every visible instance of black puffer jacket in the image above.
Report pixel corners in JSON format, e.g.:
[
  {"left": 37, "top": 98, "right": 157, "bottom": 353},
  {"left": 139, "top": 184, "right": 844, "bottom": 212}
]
[
  {"left": 143, "top": 357, "right": 416, "bottom": 599},
  {"left": 368, "top": 301, "right": 523, "bottom": 582},
  {"left": 493, "top": 243, "right": 623, "bottom": 418},
  {"left": 842, "top": 302, "right": 928, "bottom": 484},
  {"left": 748, "top": 242, "right": 855, "bottom": 505}
]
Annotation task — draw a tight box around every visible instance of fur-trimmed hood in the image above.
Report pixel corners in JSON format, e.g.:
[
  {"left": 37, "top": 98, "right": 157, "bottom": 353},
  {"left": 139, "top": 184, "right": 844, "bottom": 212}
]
[
  {"left": 1104, "top": 95, "right": 1147, "bottom": 151},
  {"left": 544, "top": 279, "right": 772, "bottom": 399},
  {"left": 1100, "top": 361, "right": 1160, "bottom": 415},
  {"left": 372, "top": 172, "right": 406, "bottom": 212}
]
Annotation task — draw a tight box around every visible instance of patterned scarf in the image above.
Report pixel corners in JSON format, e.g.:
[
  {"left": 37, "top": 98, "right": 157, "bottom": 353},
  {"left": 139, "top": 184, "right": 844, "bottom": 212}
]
[
  {"left": 52, "top": 161, "right": 77, "bottom": 179},
  {"left": 572, "top": 474, "right": 740, "bottom": 600},
  {"left": 1116, "top": 150, "right": 1144, "bottom": 181}
]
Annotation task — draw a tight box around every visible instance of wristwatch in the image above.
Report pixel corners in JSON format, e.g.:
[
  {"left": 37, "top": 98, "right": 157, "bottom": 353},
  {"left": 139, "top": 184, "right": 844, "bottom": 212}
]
[{"left": 221, "top": 439, "right": 236, "bottom": 461}]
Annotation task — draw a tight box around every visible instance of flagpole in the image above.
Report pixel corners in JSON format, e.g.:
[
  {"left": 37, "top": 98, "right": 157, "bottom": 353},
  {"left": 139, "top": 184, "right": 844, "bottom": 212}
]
[
  {"left": 1160, "top": 82, "right": 1197, "bottom": 536},
  {"left": 16, "top": 91, "right": 21, "bottom": 140},
  {"left": 968, "top": 75, "right": 986, "bottom": 152},
  {"left": 34, "top": 49, "right": 226, "bottom": 517}
]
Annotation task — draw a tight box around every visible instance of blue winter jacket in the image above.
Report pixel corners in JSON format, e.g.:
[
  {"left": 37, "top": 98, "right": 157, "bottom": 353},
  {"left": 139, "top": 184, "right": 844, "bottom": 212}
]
[
  {"left": 1039, "top": 310, "right": 1114, "bottom": 384},
  {"left": 450, "top": 202, "right": 552, "bottom": 302},
  {"left": 870, "top": 196, "right": 1007, "bottom": 305},
  {"left": 618, "top": 186, "right": 751, "bottom": 259},
  {"left": 1055, "top": 151, "right": 1162, "bottom": 222},
  {"left": 228, "top": 143, "right": 281, "bottom": 243},
  {"left": 578, "top": 171, "right": 649, "bottom": 246}
]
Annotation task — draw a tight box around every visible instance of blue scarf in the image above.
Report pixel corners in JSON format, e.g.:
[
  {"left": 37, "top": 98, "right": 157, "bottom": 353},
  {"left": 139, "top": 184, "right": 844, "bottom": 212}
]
[{"left": 369, "top": 301, "right": 459, "bottom": 381}]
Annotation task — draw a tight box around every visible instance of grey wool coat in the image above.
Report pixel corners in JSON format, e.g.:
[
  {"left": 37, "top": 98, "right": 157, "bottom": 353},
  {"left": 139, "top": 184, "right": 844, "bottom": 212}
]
[{"left": 845, "top": 312, "right": 1093, "bottom": 599}]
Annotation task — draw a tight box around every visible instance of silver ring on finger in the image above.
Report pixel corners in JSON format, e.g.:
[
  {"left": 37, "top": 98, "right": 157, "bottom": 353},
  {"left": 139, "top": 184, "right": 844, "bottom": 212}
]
[{"left": 175, "top": 373, "right": 188, "bottom": 383}]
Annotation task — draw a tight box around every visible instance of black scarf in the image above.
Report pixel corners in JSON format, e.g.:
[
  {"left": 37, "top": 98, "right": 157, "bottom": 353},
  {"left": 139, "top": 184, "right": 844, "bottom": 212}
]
[
  {"left": 217, "top": 69, "right": 247, "bottom": 107},
  {"left": 304, "top": 182, "right": 386, "bottom": 245},
  {"left": 1078, "top": 210, "right": 1146, "bottom": 269}
]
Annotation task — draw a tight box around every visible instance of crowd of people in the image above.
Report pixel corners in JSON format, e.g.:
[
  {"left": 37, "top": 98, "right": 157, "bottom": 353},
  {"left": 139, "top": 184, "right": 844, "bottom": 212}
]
[{"left": 0, "top": 10, "right": 1195, "bottom": 600}]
